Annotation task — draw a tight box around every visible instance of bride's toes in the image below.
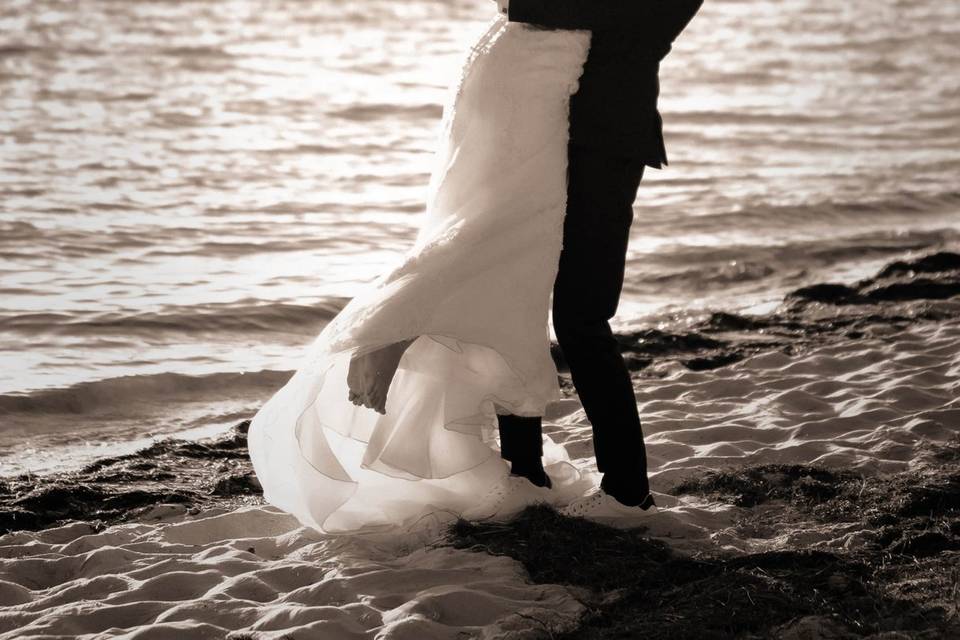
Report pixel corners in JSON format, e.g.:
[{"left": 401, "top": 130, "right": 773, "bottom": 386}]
[
  {"left": 355, "top": 379, "right": 389, "bottom": 414},
  {"left": 347, "top": 383, "right": 374, "bottom": 408}
]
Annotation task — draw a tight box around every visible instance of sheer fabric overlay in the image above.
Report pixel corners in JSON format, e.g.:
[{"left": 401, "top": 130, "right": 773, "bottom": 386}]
[{"left": 248, "top": 17, "right": 593, "bottom": 533}]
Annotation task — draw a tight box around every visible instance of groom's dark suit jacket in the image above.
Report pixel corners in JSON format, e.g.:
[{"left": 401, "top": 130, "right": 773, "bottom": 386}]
[{"left": 507, "top": 0, "right": 704, "bottom": 168}]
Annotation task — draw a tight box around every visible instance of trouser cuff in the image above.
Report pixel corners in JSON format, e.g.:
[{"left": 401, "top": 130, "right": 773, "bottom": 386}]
[{"left": 497, "top": 413, "right": 543, "bottom": 462}]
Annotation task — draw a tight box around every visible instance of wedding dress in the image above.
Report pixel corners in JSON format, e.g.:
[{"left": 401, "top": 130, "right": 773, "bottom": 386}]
[{"left": 248, "top": 15, "right": 593, "bottom": 533}]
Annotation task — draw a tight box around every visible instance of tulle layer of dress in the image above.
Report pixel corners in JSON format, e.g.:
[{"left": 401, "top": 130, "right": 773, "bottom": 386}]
[{"left": 248, "top": 17, "right": 593, "bottom": 533}]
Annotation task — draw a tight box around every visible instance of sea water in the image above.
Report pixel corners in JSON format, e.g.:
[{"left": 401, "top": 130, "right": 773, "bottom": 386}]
[{"left": 1, "top": 0, "right": 958, "bottom": 475}]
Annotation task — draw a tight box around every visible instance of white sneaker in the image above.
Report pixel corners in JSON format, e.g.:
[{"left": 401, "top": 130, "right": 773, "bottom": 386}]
[
  {"left": 559, "top": 489, "right": 658, "bottom": 523},
  {"left": 460, "top": 475, "right": 553, "bottom": 522}
]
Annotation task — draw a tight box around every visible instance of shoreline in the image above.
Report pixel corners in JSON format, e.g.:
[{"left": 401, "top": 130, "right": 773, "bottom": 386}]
[
  {"left": 1, "top": 249, "right": 958, "bottom": 638},
  {"left": 1, "top": 246, "right": 957, "bottom": 478},
  {"left": 7, "top": 250, "right": 958, "bottom": 534}
]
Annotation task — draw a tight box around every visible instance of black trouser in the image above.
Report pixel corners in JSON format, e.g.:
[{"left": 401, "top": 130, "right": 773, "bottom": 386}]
[{"left": 498, "top": 142, "right": 651, "bottom": 502}]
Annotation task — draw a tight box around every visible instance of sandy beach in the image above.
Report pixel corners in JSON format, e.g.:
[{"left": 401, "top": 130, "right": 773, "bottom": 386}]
[
  {"left": 2, "top": 251, "right": 958, "bottom": 638},
  {"left": 3, "top": 0, "right": 959, "bottom": 636}
]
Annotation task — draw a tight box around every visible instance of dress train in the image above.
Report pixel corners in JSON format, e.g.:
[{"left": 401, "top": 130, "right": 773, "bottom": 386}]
[{"left": 248, "top": 16, "right": 593, "bottom": 533}]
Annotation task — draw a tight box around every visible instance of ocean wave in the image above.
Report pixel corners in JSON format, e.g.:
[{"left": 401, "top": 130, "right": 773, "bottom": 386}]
[
  {"left": 0, "top": 44, "right": 40, "bottom": 58},
  {"left": 625, "top": 227, "right": 960, "bottom": 294},
  {"left": 0, "top": 223, "right": 418, "bottom": 259},
  {"left": 327, "top": 103, "right": 443, "bottom": 122},
  {"left": 0, "top": 221, "right": 42, "bottom": 242},
  {"left": 643, "top": 191, "right": 960, "bottom": 232},
  {"left": 0, "top": 299, "right": 347, "bottom": 338},
  {"left": 669, "top": 110, "right": 839, "bottom": 125},
  {"left": 160, "top": 45, "right": 236, "bottom": 59},
  {"left": 0, "top": 370, "right": 292, "bottom": 417}
]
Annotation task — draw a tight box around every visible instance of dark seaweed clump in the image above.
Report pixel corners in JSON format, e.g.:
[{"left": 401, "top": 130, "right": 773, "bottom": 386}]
[
  {"left": 0, "top": 421, "right": 260, "bottom": 534},
  {"left": 670, "top": 444, "right": 960, "bottom": 560},
  {"left": 669, "top": 464, "right": 862, "bottom": 509},
  {"left": 449, "top": 441, "right": 960, "bottom": 639}
]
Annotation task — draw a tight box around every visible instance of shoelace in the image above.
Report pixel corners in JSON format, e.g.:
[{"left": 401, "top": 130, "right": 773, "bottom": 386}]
[
  {"left": 565, "top": 491, "right": 606, "bottom": 516},
  {"left": 478, "top": 476, "right": 522, "bottom": 511}
]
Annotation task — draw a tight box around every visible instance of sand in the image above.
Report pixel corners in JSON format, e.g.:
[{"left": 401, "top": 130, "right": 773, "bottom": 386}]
[
  {"left": 1, "top": 251, "right": 958, "bottom": 638},
  {"left": 0, "top": 507, "right": 584, "bottom": 639},
  {"left": 545, "top": 317, "right": 960, "bottom": 552}
]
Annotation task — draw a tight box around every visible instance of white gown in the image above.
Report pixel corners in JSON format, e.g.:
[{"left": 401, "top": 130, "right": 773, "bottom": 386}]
[{"left": 248, "top": 15, "right": 593, "bottom": 533}]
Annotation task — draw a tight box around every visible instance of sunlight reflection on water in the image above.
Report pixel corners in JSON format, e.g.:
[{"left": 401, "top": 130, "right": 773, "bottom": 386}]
[{"left": 1, "top": 0, "right": 958, "bottom": 473}]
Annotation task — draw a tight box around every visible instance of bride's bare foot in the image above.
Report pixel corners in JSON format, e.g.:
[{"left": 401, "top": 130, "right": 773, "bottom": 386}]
[{"left": 347, "top": 338, "right": 416, "bottom": 414}]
